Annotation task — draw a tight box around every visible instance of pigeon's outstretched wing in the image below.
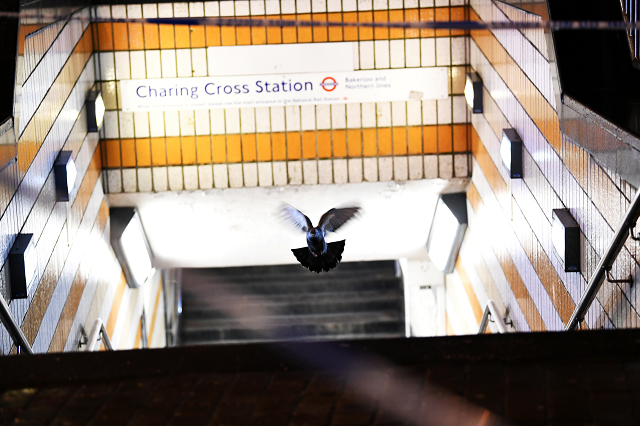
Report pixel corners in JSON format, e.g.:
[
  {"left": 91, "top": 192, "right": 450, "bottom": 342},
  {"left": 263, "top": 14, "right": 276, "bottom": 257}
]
[
  {"left": 281, "top": 204, "right": 313, "bottom": 232},
  {"left": 318, "top": 207, "right": 360, "bottom": 233},
  {"left": 291, "top": 240, "right": 346, "bottom": 273}
]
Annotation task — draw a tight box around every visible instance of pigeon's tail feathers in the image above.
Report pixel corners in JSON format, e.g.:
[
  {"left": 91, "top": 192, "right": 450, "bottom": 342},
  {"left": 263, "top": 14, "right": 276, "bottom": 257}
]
[{"left": 291, "top": 240, "right": 346, "bottom": 273}]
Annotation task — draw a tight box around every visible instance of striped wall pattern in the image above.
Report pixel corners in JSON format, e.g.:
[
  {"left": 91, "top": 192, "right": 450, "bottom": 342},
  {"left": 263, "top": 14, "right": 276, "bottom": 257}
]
[
  {"left": 0, "top": 12, "right": 164, "bottom": 354},
  {"left": 449, "top": 0, "right": 640, "bottom": 335},
  {"left": 94, "top": 0, "right": 471, "bottom": 193}
]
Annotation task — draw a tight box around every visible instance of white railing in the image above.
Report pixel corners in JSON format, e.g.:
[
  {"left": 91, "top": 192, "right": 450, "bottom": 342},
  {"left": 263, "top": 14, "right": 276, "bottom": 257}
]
[
  {"left": 84, "top": 318, "right": 113, "bottom": 351},
  {"left": 477, "top": 300, "right": 512, "bottom": 334}
]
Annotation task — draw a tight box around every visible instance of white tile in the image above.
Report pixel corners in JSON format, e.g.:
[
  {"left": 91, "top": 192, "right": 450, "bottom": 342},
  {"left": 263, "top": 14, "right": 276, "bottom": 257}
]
[
  {"left": 107, "top": 170, "right": 122, "bottom": 193},
  {"left": 393, "top": 156, "right": 408, "bottom": 181},
  {"left": 301, "top": 105, "right": 316, "bottom": 131},
  {"left": 152, "top": 167, "right": 168, "bottom": 191},
  {"left": 225, "top": 108, "right": 241, "bottom": 133},
  {"left": 331, "top": 104, "right": 346, "bottom": 129},
  {"left": 435, "top": 0, "right": 448, "bottom": 5},
  {"left": 96, "top": 5, "right": 110, "bottom": 19},
  {"left": 318, "top": 159, "right": 333, "bottom": 184},
  {"left": 419, "top": 0, "right": 434, "bottom": 8},
  {"left": 452, "top": 37, "right": 466, "bottom": 65},
  {"left": 219, "top": 1, "right": 235, "bottom": 16},
  {"left": 420, "top": 39, "right": 436, "bottom": 67},
  {"left": 161, "top": 50, "right": 177, "bottom": 78},
  {"left": 422, "top": 100, "right": 437, "bottom": 125},
  {"left": 101, "top": 81, "right": 118, "bottom": 110},
  {"left": 195, "top": 109, "right": 211, "bottom": 135},
  {"left": 270, "top": 107, "right": 285, "bottom": 132},
  {"left": 211, "top": 109, "right": 226, "bottom": 134},
  {"left": 198, "top": 165, "right": 213, "bottom": 189},
  {"left": 243, "top": 163, "right": 258, "bottom": 187},
  {"left": 452, "top": 95, "right": 467, "bottom": 124},
  {"left": 255, "top": 107, "right": 271, "bottom": 132},
  {"left": 184, "top": 165, "right": 199, "bottom": 190},
  {"left": 389, "top": 0, "right": 403, "bottom": 8},
  {"left": 333, "top": 159, "right": 348, "bottom": 183},
  {"left": 346, "top": 103, "right": 361, "bottom": 128},
  {"left": 130, "top": 51, "right": 146, "bottom": 79},
  {"left": 176, "top": 49, "right": 192, "bottom": 77},
  {"left": 142, "top": 4, "right": 158, "bottom": 18},
  {"left": 348, "top": 158, "right": 363, "bottom": 183},
  {"left": 250, "top": 0, "right": 265, "bottom": 15},
  {"left": 343, "top": 0, "right": 357, "bottom": 11},
  {"left": 361, "top": 102, "right": 376, "bottom": 128},
  {"left": 364, "top": 158, "right": 378, "bottom": 182},
  {"left": 374, "top": 40, "right": 390, "bottom": 69},
  {"left": 379, "top": 157, "right": 393, "bottom": 181},
  {"left": 119, "top": 112, "right": 134, "bottom": 138},
  {"left": 103, "top": 111, "right": 119, "bottom": 139},
  {"left": 327, "top": 0, "right": 342, "bottom": 12},
  {"left": 303, "top": 160, "right": 318, "bottom": 184},
  {"left": 408, "top": 155, "right": 423, "bottom": 179},
  {"left": 390, "top": 40, "right": 405, "bottom": 68},
  {"left": 204, "top": 1, "right": 220, "bottom": 16},
  {"left": 313, "top": 0, "right": 327, "bottom": 12},
  {"left": 439, "top": 154, "right": 453, "bottom": 178},
  {"left": 174, "top": 3, "right": 189, "bottom": 17},
  {"left": 164, "top": 110, "right": 180, "bottom": 136},
  {"left": 281, "top": 0, "right": 296, "bottom": 14},
  {"left": 145, "top": 51, "right": 162, "bottom": 78},
  {"left": 376, "top": 102, "right": 391, "bottom": 127},
  {"left": 99, "top": 52, "right": 115, "bottom": 80},
  {"left": 191, "top": 48, "right": 207, "bottom": 76},
  {"left": 273, "top": 161, "right": 287, "bottom": 185},
  {"left": 285, "top": 106, "right": 301, "bottom": 131},
  {"left": 112, "top": 5, "right": 126, "bottom": 18},
  {"left": 149, "top": 111, "right": 165, "bottom": 137},
  {"left": 436, "top": 37, "right": 451, "bottom": 66},
  {"left": 288, "top": 161, "right": 302, "bottom": 185},
  {"left": 454, "top": 153, "right": 469, "bottom": 177},
  {"left": 265, "top": 0, "right": 280, "bottom": 14},
  {"left": 138, "top": 168, "right": 153, "bottom": 192},
  {"left": 213, "top": 164, "right": 229, "bottom": 188},
  {"left": 405, "top": 0, "right": 419, "bottom": 7},
  {"left": 373, "top": 0, "right": 388, "bottom": 9},
  {"left": 180, "top": 111, "right": 195, "bottom": 136},
  {"left": 407, "top": 100, "right": 422, "bottom": 126},
  {"left": 168, "top": 166, "right": 184, "bottom": 190},
  {"left": 405, "top": 39, "right": 420, "bottom": 68},
  {"left": 358, "top": 0, "right": 373, "bottom": 10},
  {"left": 316, "top": 105, "right": 331, "bottom": 130},
  {"left": 235, "top": 0, "right": 250, "bottom": 15},
  {"left": 134, "top": 112, "right": 150, "bottom": 138},
  {"left": 190, "top": 2, "right": 205, "bottom": 17},
  {"left": 353, "top": 43, "right": 360, "bottom": 70},
  {"left": 240, "top": 108, "right": 256, "bottom": 133},
  {"left": 258, "top": 162, "right": 273, "bottom": 186},
  {"left": 437, "top": 97, "right": 452, "bottom": 124},
  {"left": 391, "top": 101, "right": 406, "bottom": 126},
  {"left": 158, "top": 3, "right": 173, "bottom": 18},
  {"left": 359, "top": 41, "right": 374, "bottom": 69}
]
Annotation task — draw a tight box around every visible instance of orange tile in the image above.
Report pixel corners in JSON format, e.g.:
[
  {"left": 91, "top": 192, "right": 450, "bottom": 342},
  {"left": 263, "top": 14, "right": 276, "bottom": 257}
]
[
  {"left": 328, "top": 12, "right": 343, "bottom": 41},
  {"left": 221, "top": 26, "right": 237, "bottom": 46},
  {"left": 408, "top": 126, "right": 422, "bottom": 155},
  {"left": 343, "top": 12, "right": 358, "bottom": 41},
  {"left": 405, "top": 9, "right": 419, "bottom": 38},
  {"left": 317, "top": 130, "right": 331, "bottom": 158},
  {"left": 97, "top": 23, "right": 113, "bottom": 50},
  {"left": 151, "top": 137, "right": 167, "bottom": 166},
  {"left": 438, "top": 125, "right": 453, "bottom": 152},
  {"left": 128, "top": 23, "right": 144, "bottom": 50},
  {"left": 378, "top": 128, "right": 392, "bottom": 156},
  {"left": 451, "top": 7, "right": 466, "bottom": 36},
  {"left": 191, "top": 25, "right": 206, "bottom": 47},
  {"left": 252, "top": 26, "right": 267, "bottom": 45},
  {"left": 121, "top": 139, "right": 136, "bottom": 167},
  {"left": 359, "top": 11, "right": 373, "bottom": 40},
  {"left": 389, "top": 10, "right": 404, "bottom": 39},
  {"left": 373, "top": 11, "right": 388, "bottom": 40},
  {"left": 393, "top": 127, "right": 407, "bottom": 155},
  {"left": 143, "top": 24, "right": 159, "bottom": 49},
  {"left": 91, "top": 23, "right": 99, "bottom": 51},
  {"left": 227, "top": 134, "right": 242, "bottom": 162},
  {"left": 212, "top": 135, "right": 227, "bottom": 163},
  {"left": 206, "top": 26, "right": 222, "bottom": 46},
  {"left": 287, "top": 132, "right": 301, "bottom": 159},
  {"left": 362, "top": 129, "right": 377, "bottom": 156},
  {"left": 332, "top": 130, "right": 347, "bottom": 157},
  {"left": 297, "top": 14, "right": 313, "bottom": 43},
  {"left": 159, "top": 24, "right": 175, "bottom": 49},
  {"left": 113, "top": 23, "right": 129, "bottom": 50},
  {"left": 257, "top": 133, "right": 272, "bottom": 161},
  {"left": 302, "top": 131, "right": 316, "bottom": 159},
  {"left": 237, "top": 26, "right": 252, "bottom": 45},
  {"left": 135, "top": 139, "right": 151, "bottom": 167},
  {"left": 313, "top": 13, "right": 328, "bottom": 42},
  {"left": 419, "top": 8, "right": 435, "bottom": 38},
  {"left": 272, "top": 133, "right": 287, "bottom": 160},
  {"left": 175, "top": 24, "right": 191, "bottom": 48},
  {"left": 435, "top": 7, "right": 450, "bottom": 37},
  {"left": 242, "top": 134, "right": 257, "bottom": 162},
  {"left": 105, "top": 139, "right": 121, "bottom": 168},
  {"left": 267, "top": 26, "right": 282, "bottom": 44},
  {"left": 182, "top": 136, "right": 197, "bottom": 164},
  {"left": 282, "top": 15, "right": 297, "bottom": 43},
  {"left": 453, "top": 124, "right": 468, "bottom": 152},
  {"left": 166, "top": 137, "right": 182, "bottom": 165},
  {"left": 347, "top": 129, "right": 362, "bottom": 157},
  {"left": 196, "top": 135, "right": 212, "bottom": 164}
]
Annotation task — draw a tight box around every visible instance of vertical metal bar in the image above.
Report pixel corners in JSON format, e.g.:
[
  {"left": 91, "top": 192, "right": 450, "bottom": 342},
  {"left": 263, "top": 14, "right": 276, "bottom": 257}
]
[{"left": 0, "top": 295, "right": 33, "bottom": 354}]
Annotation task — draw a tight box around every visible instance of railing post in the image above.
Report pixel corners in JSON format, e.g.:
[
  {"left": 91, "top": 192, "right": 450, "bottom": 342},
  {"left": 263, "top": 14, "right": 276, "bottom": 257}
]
[{"left": 0, "top": 295, "right": 33, "bottom": 354}]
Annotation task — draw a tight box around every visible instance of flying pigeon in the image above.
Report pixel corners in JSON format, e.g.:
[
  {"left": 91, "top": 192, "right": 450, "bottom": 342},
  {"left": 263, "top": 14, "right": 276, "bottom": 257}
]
[{"left": 282, "top": 204, "right": 360, "bottom": 273}]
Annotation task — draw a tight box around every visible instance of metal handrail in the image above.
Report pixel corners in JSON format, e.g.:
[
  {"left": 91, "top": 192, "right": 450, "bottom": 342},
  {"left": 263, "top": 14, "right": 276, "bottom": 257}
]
[
  {"left": 86, "top": 318, "right": 113, "bottom": 351},
  {"left": 0, "top": 295, "right": 32, "bottom": 354},
  {"left": 566, "top": 187, "right": 640, "bottom": 330},
  {"left": 478, "top": 300, "right": 511, "bottom": 334}
]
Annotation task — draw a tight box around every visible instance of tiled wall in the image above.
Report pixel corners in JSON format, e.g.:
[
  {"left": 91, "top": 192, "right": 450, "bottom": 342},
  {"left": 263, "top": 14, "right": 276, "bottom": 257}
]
[
  {"left": 95, "top": 0, "right": 471, "bottom": 193},
  {"left": 447, "top": 0, "right": 640, "bottom": 335},
  {"left": 0, "top": 9, "right": 164, "bottom": 354}
]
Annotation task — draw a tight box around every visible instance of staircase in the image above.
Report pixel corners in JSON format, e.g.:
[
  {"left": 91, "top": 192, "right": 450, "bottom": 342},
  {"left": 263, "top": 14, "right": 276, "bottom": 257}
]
[{"left": 179, "top": 261, "right": 405, "bottom": 345}]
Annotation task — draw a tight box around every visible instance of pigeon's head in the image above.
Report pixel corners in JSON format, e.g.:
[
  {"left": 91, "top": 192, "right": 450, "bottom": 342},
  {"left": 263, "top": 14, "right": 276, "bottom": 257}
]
[{"left": 309, "top": 228, "right": 317, "bottom": 236}]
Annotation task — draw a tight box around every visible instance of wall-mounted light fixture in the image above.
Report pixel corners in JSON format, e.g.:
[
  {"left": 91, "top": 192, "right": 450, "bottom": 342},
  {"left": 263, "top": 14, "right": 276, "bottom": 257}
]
[
  {"left": 9, "top": 234, "right": 37, "bottom": 299},
  {"left": 427, "top": 193, "right": 468, "bottom": 274},
  {"left": 110, "top": 207, "right": 155, "bottom": 288},
  {"left": 552, "top": 209, "right": 580, "bottom": 272},
  {"left": 85, "top": 90, "right": 105, "bottom": 132},
  {"left": 54, "top": 151, "right": 77, "bottom": 202},
  {"left": 464, "top": 72, "right": 483, "bottom": 114},
  {"left": 500, "top": 128, "right": 523, "bottom": 179}
]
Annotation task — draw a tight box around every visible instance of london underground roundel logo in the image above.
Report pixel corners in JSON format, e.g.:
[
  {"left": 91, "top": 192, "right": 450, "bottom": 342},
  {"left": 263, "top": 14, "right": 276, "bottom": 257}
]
[{"left": 320, "top": 77, "right": 338, "bottom": 92}]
